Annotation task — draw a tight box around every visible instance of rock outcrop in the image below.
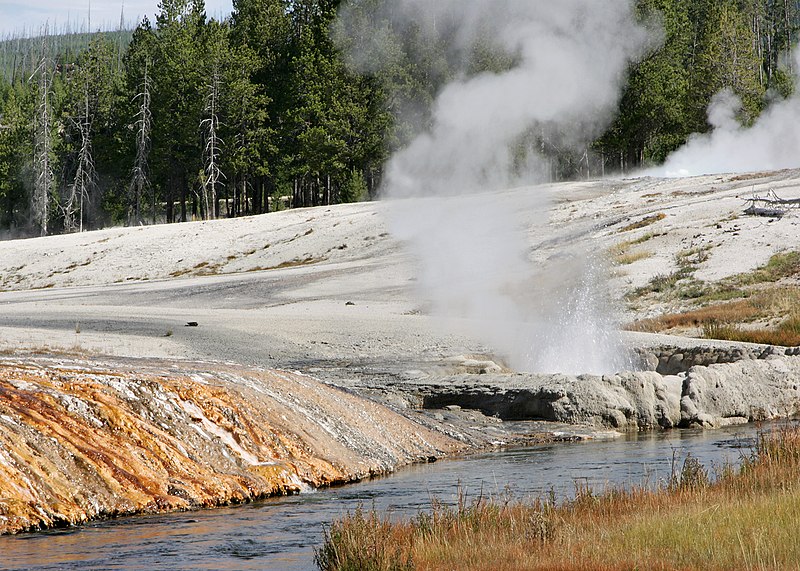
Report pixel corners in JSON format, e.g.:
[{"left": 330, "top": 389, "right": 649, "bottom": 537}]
[
  {"left": 679, "top": 358, "right": 800, "bottom": 427},
  {"left": 0, "top": 357, "right": 465, "bottom": 535},
  {"left": 406, "top": 355, "right": 800, "bottom": 430},
  {"left": 634, "top": 344, "right": 789, "bottom": 375}
]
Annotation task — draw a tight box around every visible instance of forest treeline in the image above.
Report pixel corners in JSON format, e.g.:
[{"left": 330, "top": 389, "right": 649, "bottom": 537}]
[{"left": 0, "top": 0, "right": 798, "bottom": 236}]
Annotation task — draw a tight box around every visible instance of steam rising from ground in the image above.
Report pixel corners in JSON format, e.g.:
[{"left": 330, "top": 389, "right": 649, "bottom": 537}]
[
  {"left": 341, "top": 1, "right": 650, "bottom": 374},
  {"left": 653, "top": 53, "right": 800, "bottom": 177}
]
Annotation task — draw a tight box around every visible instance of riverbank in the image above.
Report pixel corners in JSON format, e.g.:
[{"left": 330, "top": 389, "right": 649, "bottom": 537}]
[
  {"left": 3, "top": 346, "right": 799, "bottom": 535},
  {"left": 318, "top": 424, "right": 800, "bottom": 571},
  {"left": 0, "top": 425, "right": 754, "bottom": 570},
  {"left": 1, "top": 354, "right": 584, "bottom": 535},
  {"left": 2, "top": 171, "right": 800, "bottom": 533}
]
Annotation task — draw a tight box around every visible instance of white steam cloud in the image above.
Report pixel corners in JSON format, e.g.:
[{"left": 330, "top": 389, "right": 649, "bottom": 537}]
[
  {"left": 384, "top": 1, "right": 651, "bottom": 198},
  {"left": 342, "top": 1, "right": 651, "bottom": 374},
  {"left": 653, "top": 53, "right": 800, "bottom": 177}
]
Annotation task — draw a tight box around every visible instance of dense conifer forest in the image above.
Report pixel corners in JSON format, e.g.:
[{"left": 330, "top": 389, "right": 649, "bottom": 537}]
[{"left": 0, "top": 0, "right": 798, "bottom": 236}]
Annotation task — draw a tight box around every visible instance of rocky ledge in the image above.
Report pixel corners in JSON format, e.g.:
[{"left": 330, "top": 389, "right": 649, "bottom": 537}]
[{"left": 393, "top": 351, "right": 800, "bottom": 430}]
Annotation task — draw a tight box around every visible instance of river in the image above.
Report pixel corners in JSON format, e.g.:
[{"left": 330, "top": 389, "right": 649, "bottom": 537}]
[{"left": 0, "top": 423, "right": 764, "bottom": 571}]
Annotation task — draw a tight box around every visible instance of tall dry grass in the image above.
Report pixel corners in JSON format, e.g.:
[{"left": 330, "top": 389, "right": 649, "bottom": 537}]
[
  {"left": 703, "top": 320, "right": 800, "bottom": 347},
  {"left": 619, "top": 213, "right": 666, "bottom": 233},
  {"left": 628, "top": 287, "right": 800, "bottom": 346},
  {"left": 317, "top": 425, "right": 800, "bottom": 571},
  {"left": 629, "top": 299, "right": 760, "bottom": 332}
]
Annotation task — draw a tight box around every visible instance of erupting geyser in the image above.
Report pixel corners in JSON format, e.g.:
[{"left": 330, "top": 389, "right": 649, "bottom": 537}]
[{"left": 339, "top": 0, "right": 652, "bottom": 374}]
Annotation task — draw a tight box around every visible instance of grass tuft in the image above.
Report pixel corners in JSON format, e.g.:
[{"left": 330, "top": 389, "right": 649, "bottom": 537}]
[
  {"left": 628, "top": 299, "right": 759, "bottom": 332},
  {"left": 703, "top": 318, "right": 800, "bottom": 347},
  {"left": 629, "top": 251, "right": 800, "bottom": 343},
  {"left": 315, "top": 506, "right": 414, "bottom": 571},
  {"left": 614, "top": 250, "right": 652, "bottom": 266},
  {"left": 619, "top": 213, "right": 666, "bottom": 233},
  {"left": 633, "top": 270, "right": 686, "bottom": 296},
  {"left": 609, "top": 234, "right": 658, "bottom": 266}
]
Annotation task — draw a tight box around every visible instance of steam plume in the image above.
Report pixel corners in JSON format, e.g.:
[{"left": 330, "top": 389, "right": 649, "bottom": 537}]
[
  {"left": 652, "top": 53, "right": 800, "bottom": 177},
  {"left": 341, "top": 1, "right": 651, "bottom": 374}
]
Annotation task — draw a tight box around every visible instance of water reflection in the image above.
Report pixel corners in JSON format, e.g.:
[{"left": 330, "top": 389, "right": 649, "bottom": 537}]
[{"left": 0, "top": 424, "right": 762, "bottom": 571}]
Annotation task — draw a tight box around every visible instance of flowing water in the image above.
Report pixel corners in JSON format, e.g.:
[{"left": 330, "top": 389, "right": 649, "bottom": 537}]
[{"left": 0, "top": 424, "right": 764, "bottom": 571}]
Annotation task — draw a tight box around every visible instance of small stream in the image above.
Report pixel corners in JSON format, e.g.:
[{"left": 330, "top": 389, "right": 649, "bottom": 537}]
[{"left": 0, "top": 424, "right": 764, "bottom": 571}]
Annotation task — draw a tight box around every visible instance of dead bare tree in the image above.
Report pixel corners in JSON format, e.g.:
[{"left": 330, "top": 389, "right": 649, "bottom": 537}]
[
  {"left": 31, "top": 28, "right": 54, "bottom": 236},
  {"left": 200, "top": 65, "right": 224, "bottom": 220},
  {"left": 63, "top": 81, "right": 96, "bottom": 233},
  {"left": 129, "top": 61, "right": 152, "bottom": 225}
]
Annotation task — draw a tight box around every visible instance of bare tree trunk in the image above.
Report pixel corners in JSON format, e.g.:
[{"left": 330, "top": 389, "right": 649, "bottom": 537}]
[
  {"left": 201, "top": 66, "right": 223, "bottom": 220},
  {"left": 601, "top": 151, "right": 605, "bottom": 178},
  {"left": 180, "top": 178, "right": 187, "bottom": 222},
  {"left": 253, "top": 177, "right": 262, "bottom": 214},
  {"left": 166, "top": 170, "right": 175, "bottom": 223},
  {"left": 130, "top": 61, "right": 152, "bottom": 226},
  {"left": 250, "top": 177, "right": 257, "bottom": 214},
  {"left": 32, "top": 29, "right": 53, "bottom": 236},
  {"left": 754, "top": 12, "right": 764, "bottom": 87},
  {"left": 326, "top": 174, "right": 331, "bottom": 205},
  {"left": 786, "top": 0, "right": 793, "bottom": 74},
  {"left": 64, "top": 81, "right": 95, "bottom": 233},
  {"left": 243, "top": 176, "right": 249, "bottom": 215}
]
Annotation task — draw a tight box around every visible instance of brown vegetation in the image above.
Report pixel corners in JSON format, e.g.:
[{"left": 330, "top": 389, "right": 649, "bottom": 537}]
[
  {"left": 619, "top": 213, "right": 666, "bottom": 233},
  {"left": 704, "top": 317, "right": 800, "bottom": 347},
  {"left": 317, "top": 425, "right": 800, "bottom": 571},
  {"left": 609, "top": 233, "right": 658, "bottom": 266},
  {"left": 629, "top": 251, "right": 800, "bottom": 346},
  {"left": 629, "top": 299, "right": 760, "bottom": 332},
  {"left": 612, "top": 250, "right": 652, "bottom": 266}
]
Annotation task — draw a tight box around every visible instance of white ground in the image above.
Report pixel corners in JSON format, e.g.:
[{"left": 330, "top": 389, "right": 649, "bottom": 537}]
[{"left": 1, "top": 170, "right": 798, "bottom": 376}]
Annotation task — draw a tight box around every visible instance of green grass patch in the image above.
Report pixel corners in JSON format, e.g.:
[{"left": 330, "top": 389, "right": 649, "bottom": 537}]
[
  {"left": 730, "top": 250, "right": 800, "bottom": 286},
  {"left": 630, "top": 246, "right": 712, "bottom": 299},
  {"left": 630, "top": 249, "right": 799, "bottom": 304},
  {"left": 695, "top": 286, "right": 750, "bottom": 303},
  {"left": 632, "top": 269, "right": 689, "bottom": 297}
]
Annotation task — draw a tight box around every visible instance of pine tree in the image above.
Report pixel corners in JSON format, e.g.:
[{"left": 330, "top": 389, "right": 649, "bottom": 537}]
[
  {"left": 151, "top": 0, "right": 208, "bottom": 222},
  {"left": 230, "top": 0, "right": 292, "bottom": 214},
  {"left": 0, "top": 84, "right": 31, "bottom": 229},
  {"left": 696, "top": 0, "right": 765, "bottom": 124}
]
